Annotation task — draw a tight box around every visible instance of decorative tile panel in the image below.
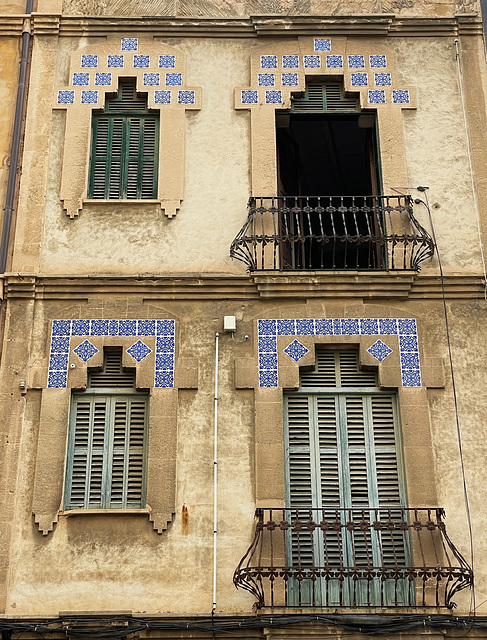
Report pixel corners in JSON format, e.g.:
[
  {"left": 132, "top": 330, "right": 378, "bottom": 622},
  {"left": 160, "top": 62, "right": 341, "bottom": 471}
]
[
  {"left": 258, "top": 73, "right": 275, "bottom": 87},
  {"left": 121, "top": 37, "right": 138, "bottom": 51},
  {"left": 374, "top": 72, "right": 392, "bottom": 86},
  {"left": 367, "top": 339, "right": 392, "bottom": 362},
  {"left": 81, "top": 90, "right": 98, "bottom": 104},
  {"left": 108, "top": 54, "right": 124, "bottom": 68},
  {"left": 284, "top": 339, "right": 309, "bottom": 362},
  {"left": 155, "top": 90, "right": 171, "bottom": 104},
  {"left": 159, "top": 55, "right": 176, "bottom": 68},
  {"left": 133, "top": 54, "right": 150, "bottom": 68},
  {"left": 392, "top": 89, "right": 410, "bottom": 104},
  {"left": 73, "top": 340, "right": 99, "bottom": 362},
  {"left": 368, "top": 90, "right": 386, "bottom": 104},
  {"left": 314, "top": 38, "right": 331, "bottom": 52},
  {"left": 73, "top": 72, "right": 89, "bottom": 86},
  {"left": 261, "top": 55, "right": 278, "bottom": 69},
  {"left": 304, "top": 55, "right": 321, "bottom": 68},
  {"left": 351, "top": 72, "right": 368, "bottom": 86},
  {"left": 265, "top": 90, "right": 282, "bottom": 104},
  {"left": 127, "top": 340, "right": 152, "bottom": 362},
  {"left": 282, "top": 55, "right": 299, "bottom": 68},
  {"left": 370, "top": 54, "right": 387, "bottom": 68},
  {"left": 57, "top": 90, "right": 74, "bottom": 105},
  {"left": 81, "top": 54, "right": 98, "bottom": 68},
  {"left": 95, "top": 72, "right": 112, "bottom": 86},
  {"left": 257, "top": 318, "right": 422, "bottom": 388},
  {"left": 47, "top": 319, "right": 176, "bottom": 389},
  {"left": 166, "top": 73, "right": 182, "bottom": 86},
  {"left": 348, "top": 54, "right": 365, "bottom": 68},
  {"left": 241, "top": 90, "right": 258, "bottom": 104},
  {"left": 143, "top": 72, "right": 160, "bottom": 86},
  {"left": 178, "top": 90, "right": 195, "bottom": 104},
  {"left": 281, "top": 72, "right": 299, "bottom": 86},
  {"left": 325, "top": 55, "right": 343, "bottom": 69}
]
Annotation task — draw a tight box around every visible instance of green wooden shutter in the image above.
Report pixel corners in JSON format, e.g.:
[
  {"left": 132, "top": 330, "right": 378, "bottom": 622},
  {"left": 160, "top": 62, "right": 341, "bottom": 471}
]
[
  {"left": 284, "top": 349, "right": 410, "bottom": 606},
  {"left": 65, "top": 394, "right": 148, "bottom": 510}
]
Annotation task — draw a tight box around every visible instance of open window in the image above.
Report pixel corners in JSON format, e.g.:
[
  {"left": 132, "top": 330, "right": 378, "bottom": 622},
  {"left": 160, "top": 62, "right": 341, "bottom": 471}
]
[
  {"left": 88, "top": 78, "right": 159, "bottom": 200},
  {"left": 64, "top": 348, "right": 148, "bottom": 510},
  {"left": 276, "top": 80, "right": 383, "bottom": 269}
]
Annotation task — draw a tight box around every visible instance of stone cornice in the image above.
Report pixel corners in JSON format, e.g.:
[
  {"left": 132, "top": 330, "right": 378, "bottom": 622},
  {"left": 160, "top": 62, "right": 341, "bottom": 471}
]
[
  {"left": 1, "top": 273, "right": 485, "bottom": 301},
  {"left": 0, "top": 13, "right": 481, "bottom": 38}
]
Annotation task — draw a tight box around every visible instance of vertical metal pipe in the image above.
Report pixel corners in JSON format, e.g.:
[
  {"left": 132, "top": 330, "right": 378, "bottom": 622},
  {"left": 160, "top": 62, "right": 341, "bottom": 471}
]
[
  {"left": 0, "top": 0, "right": 33, "bottom": 275},
  {"left": 212, "top": 331, "right": 219, "bottom": 612}
]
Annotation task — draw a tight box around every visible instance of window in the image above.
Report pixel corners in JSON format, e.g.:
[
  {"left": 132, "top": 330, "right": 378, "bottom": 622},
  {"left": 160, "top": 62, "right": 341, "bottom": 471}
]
[
  {"left": 276, "top": 81, "right": 382, "bottom": 269},
  {"left": 88, "top": 78, "right": 159, "bottom": 200},
  {"left": 64, "top": 349, "right": 148, "bottom": 510},
  {"left": 284, "top": 349, "right": 412, "bottom": 607}
]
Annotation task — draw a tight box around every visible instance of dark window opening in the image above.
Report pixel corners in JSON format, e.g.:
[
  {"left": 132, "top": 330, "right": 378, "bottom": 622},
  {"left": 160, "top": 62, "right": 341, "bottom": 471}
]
[{"left": 276, "top": 81, "right": 383, "bottom": 270}]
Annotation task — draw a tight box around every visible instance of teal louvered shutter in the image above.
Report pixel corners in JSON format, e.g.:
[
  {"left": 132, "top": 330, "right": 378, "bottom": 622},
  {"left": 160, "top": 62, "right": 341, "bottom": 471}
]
[
  {"left": 88, "top": 79, "right": 158, "bottom": 200},
  {"left": 285, "top": 349, "right": 411, "bottom": 607},
  {"left": 65, "top": 394, "right": 148, "bottom": 510}
]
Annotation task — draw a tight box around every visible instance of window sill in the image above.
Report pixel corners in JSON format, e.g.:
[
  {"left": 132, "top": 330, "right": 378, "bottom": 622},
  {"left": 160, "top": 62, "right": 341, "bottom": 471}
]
[
  {"left": 80, "top": 198, "right": 181, "bottom": 218},
  {"left": 60, "top": 508, "right": 151, "bottom": 517}
]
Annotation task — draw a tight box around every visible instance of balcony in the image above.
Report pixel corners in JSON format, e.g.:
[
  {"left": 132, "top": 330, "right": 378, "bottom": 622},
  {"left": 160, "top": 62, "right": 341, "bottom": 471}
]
[
  {"left": 230, "top": 195, "right": 434, "bottom": 272},
  {"left": 234, "top": 508, "right": 472, "bottom": 609}
]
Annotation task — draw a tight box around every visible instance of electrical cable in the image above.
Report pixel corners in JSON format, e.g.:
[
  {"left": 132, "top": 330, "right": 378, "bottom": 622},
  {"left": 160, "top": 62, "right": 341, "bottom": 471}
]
[
  {"left": 414, "top": 188, "right": 476, "bottom": 616},
  {"left": 5, "top": 614, "right": 487, "bottom": 638}
]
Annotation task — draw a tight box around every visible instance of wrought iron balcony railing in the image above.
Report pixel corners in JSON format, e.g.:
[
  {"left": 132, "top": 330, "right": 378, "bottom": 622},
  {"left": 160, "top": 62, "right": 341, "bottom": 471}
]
[
  {"left": 230, "top": 195, "right": 434, "bottom": 272},
  {"left": 234, "top": 508, "right": 472, "bottom": 609}
]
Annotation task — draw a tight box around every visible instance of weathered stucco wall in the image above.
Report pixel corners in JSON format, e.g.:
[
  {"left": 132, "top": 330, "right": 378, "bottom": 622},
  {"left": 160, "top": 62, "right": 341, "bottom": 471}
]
[
  {"left": 10, "top": 34, "right": 487, "bottom": 276},
  {"left": 60, "top": 0, "right": 480, "bottom": 18}
]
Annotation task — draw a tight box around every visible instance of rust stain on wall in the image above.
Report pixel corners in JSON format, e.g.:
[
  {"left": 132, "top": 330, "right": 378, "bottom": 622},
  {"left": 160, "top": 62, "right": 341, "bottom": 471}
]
[{"left": 181, "top": 504, "right": 189, "bottom": 535}]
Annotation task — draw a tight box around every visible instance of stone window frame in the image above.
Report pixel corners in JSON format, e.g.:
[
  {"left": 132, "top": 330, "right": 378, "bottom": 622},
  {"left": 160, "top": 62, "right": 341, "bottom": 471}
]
[
  {"left": 235, "top": 316, "right": 444, "bottom": 512},
  {"left": 54, "top": 38, "right": 201, "bottom": 219},
  {"left": 235, "top": 36, "right": 416, "bottom": 197},
  {"left": 32, "top": 323, "right": 199, "bottom": 535}
]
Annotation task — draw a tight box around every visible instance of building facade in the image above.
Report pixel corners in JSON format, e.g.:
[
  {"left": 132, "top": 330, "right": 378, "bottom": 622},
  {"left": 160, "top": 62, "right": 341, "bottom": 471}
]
[{"left": 1, "top": 0, "right": 487, "bottom": 637}]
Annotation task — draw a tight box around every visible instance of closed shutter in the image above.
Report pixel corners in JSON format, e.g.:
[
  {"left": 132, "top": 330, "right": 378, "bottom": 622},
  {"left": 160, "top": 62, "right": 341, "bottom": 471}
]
[
  {"left": 285, "top": 349, "right": 410, "bottom": 606},
  {"left": 65, "top": 394, "right": 148, "bottom": 510},
  {"left": 291, "top": 82, "right": 359, "bottom": 113},
  {"left": 88, "top": 78, "right": 158, "bottom": 200}
]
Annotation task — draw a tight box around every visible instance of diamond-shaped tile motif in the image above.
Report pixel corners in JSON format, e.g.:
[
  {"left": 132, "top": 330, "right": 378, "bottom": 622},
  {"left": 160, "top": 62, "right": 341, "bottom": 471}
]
[
  {"left": 74, "top": 340, "right": 99, "bottom": 362},
  {"left": 127, "top": 340, "right": 152, "bottom": 362},
  {"left": 284, "top": 339, "right": 309, "bottom": 363},
  {"left": 367, "top": 339, "right": 392, "bottom": 362}
]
